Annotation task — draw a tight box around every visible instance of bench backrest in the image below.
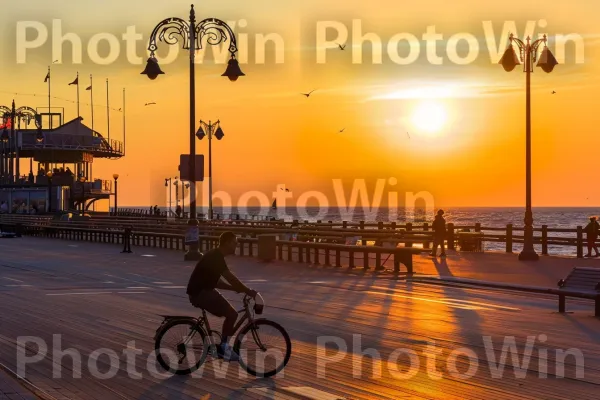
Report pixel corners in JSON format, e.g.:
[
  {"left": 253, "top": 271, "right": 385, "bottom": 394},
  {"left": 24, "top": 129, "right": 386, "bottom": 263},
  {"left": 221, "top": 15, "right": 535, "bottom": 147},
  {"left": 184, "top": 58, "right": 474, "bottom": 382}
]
[{"left": 559, "top": 267, "right": 600, "bottom": 292}]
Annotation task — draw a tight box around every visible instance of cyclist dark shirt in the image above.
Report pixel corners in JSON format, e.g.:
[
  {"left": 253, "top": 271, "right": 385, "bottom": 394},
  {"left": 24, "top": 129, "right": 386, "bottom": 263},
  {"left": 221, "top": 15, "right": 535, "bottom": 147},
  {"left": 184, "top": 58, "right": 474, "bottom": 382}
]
[{"left": 186, "top": 249, "right": 229, "bottom": 294}]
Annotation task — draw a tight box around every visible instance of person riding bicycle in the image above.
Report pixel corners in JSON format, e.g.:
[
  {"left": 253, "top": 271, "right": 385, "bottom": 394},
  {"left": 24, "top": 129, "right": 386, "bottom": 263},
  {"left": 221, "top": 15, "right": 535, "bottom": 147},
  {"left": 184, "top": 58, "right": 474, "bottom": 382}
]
[{"left": 186, "top": 231, "right": 257, "bottom": 361}]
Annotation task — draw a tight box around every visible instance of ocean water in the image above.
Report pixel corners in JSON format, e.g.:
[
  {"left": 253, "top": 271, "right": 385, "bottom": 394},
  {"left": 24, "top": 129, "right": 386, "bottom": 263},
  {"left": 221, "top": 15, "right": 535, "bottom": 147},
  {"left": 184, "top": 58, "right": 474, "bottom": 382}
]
[{"left": 122, "top": 206, "right": 599, "bottom": 257}]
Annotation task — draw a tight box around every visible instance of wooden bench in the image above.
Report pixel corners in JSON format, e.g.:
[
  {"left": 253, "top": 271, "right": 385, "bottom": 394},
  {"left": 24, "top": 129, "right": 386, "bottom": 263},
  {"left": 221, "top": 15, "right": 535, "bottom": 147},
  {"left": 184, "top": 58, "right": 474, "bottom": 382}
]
[
  {"left": 556, "top": 267, "right": 600, "bottom": 316},
  {"left": 0, "top": 223, "right": 21, "bottom": 237}
]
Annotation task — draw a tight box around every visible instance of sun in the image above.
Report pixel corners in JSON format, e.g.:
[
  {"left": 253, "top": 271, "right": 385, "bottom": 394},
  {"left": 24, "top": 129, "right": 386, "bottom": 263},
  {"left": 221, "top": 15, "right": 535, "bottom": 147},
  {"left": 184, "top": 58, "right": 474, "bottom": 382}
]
[{"left": 411, "top": 101, "right": 448, "bottom": 134}]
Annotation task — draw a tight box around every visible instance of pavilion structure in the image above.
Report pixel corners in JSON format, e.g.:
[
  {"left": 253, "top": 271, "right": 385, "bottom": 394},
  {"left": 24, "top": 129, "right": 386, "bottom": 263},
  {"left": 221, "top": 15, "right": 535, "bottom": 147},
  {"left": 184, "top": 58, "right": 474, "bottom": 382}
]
[{"left": 0, "top": 105, "right": 123, "bottom": 214}]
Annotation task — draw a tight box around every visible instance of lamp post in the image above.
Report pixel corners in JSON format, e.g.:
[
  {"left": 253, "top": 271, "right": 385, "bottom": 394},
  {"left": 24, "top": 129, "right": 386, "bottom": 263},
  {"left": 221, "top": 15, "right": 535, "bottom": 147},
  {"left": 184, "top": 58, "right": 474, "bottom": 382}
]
[
  {"left": 113, "top": 174, "right": 119, "bottom": 216},
  {"left": 499, "top": 34, "right": 558, "bottom": 261},
  {"left": 1, "top": 125, "right": 7, "bottom": 183},
  {"left": 79, "top": 176, "right": 86, "bottom": 213},
  {"left": 142, "top": 4, "right": 244, "bottom": 260},
  {"left": 184, "top": 183, "right": 190, "bottom": 218},
  {"left": 174, "top": 180, "right": 181, "bottom": 217},
  {"left": 47, "top": 171, "right": 53, "bottom": 213},
  {"left": 174, "top": 180, "right": 180, "bottom": 205},
  {"left": 9, "top": 101, "right": 16, "bottom": 182},
  {"left": 165, "top": 177, "right": 172, "bottom": 215},
  {"left": 196, "top": 120, "right": 224, "bottom": 220}
]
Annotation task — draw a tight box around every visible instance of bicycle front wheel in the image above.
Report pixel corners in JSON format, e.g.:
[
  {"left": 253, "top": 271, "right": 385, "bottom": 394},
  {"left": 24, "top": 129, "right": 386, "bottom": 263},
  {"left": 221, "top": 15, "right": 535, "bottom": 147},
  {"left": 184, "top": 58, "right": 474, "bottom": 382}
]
[
  {"left": 155, "top": 320, "right": 208, "bottom": 375},
  {"left": 234, "top": 319, "right": 291, "bottom": 377}
]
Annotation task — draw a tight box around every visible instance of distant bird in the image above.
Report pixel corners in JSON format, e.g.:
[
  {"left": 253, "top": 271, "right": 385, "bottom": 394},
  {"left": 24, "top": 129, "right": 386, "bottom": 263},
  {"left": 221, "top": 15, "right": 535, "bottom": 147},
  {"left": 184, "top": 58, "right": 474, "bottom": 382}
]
[
  {"left": 551, "top": 90, "right": 556, "bottom": 94},
  {"left": 52, "top": 60, "right": 59, "bottom": 64},
  {"left": 280, "top": 188, "right": 290, "bottom": 192},
  {"left": 145, "top": 102, "right": 156, "bottom": 106},
  {"left": 301, "top": 90, "right": 316, "bottom": 98},
  {"left": 117, "top": 108, "right": 122, "bottom": 112},
  {"left": 406, "top": 132, "right": 410, "bottom": 139},
  {"left": 337, "top": 43, "right": 346, "bottom": 50},
  {"left": 339, "top": 128, "right": 345, "bottom": 133}
]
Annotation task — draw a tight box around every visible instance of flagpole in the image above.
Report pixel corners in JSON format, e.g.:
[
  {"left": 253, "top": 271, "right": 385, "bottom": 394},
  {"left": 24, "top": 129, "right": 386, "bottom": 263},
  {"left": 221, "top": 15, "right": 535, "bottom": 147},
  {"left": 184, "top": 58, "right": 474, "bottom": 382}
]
[
  {"left": 90, "top": 74, "right": 94, "bottom": 134},
  {"left": 48, "top": 66, "right": 51, "bottom": 129},
  {"left": 106, "top": 78, "right": 110, "bottom": 142},
  {"left": 123, "top": 88, "right": 126, "bottom": 156},
  {"left": 76, "top": 72, "right": 80, "bottom": 118}
]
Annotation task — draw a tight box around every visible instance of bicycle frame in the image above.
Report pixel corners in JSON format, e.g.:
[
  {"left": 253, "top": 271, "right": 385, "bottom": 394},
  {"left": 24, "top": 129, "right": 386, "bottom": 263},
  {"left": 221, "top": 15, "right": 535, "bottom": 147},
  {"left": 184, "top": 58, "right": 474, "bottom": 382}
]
[{"left": 177, "top": 295, "right": 262, "bottom": 353}]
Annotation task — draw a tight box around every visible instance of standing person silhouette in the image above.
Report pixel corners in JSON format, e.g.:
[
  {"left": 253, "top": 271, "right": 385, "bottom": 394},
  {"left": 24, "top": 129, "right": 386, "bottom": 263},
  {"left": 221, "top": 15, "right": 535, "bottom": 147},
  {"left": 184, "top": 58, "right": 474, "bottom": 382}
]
[
  {"left": 431, "top": 209, "right": 447, "bottom": 258},
  {"left": 584, "top": 216, "right": 600, "bottom": 257}
]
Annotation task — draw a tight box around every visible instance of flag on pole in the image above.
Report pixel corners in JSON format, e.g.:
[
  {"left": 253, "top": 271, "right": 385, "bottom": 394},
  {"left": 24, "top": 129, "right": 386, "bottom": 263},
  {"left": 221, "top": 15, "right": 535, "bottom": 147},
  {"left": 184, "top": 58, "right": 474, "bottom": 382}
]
[
  {"left": 86, "top": 85, "right": 92, "bottom": 90},
  {"left": 68, "top": 76, "right": 78, "bottom": 85},
  {"left": 44, "top": 71, "right": 50, "bottom": 82}
]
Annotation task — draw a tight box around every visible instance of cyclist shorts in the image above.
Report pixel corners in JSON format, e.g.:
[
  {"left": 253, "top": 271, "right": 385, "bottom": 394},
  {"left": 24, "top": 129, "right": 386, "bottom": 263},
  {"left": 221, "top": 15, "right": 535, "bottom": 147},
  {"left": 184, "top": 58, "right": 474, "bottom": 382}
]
[{"left": 189, "top": 289, "right": 235, "bottom": 318}]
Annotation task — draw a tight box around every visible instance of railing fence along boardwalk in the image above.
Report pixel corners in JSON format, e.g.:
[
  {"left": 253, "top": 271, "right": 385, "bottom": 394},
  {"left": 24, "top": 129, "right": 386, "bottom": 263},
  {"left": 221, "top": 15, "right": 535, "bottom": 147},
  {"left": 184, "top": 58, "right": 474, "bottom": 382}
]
[
  {"left": 7, "top": 222, "right": 421, "bottom": 274},
  {"left": 0, "top": 214, "right": 597, "bottom": 258}
]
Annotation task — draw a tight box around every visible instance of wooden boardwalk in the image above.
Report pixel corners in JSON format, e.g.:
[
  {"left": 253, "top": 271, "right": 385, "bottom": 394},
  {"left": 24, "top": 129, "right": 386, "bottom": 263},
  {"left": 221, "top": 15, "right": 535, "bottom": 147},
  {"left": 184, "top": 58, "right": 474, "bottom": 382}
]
[
  {"left": 0, "top": 237, "right": 599, "bottom": 399},
  {"left": 0, "top": 367, "right": 38, "bottom": 399}
]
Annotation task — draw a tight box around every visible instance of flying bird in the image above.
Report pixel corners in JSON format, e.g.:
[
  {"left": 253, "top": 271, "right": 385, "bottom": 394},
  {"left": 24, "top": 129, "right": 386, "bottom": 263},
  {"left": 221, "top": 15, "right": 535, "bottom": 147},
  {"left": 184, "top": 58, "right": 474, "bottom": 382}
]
[
  {"left": 406, "top": 132, "right": 410, "bottom": 139},
  {"left": 52, "top": 60, "right": 59, "bottom": 64},
  {"left": 301, "top": 90, "right": 316, "bottom": 98},
  {"left": 280, "top": 188, "right": 290, "bottom": 192},
  {"left": 337, "top": 43, "right": 346, "bottom": 50},
  {"left": 339, "top": 128, "right": 345, "bottom": 133},
  {"left": 144, "top": 102, "right": 156, "bottom": 106},
  {"left": 117, "top": 108, "right": 122, "bottom": 112},
  {"left": 551, "top": 90, "right": 556, "bottom": 94}
]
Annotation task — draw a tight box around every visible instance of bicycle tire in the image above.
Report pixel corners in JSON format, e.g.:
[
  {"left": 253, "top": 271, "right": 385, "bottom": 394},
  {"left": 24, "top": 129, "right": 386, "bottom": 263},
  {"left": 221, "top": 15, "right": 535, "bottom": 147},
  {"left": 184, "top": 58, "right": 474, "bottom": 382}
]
[
  {"left": 155, "top": 319, "right": 209, "bottom": 375},
  {"left": 233, "top": 319, "right": 291, "bottom": 378}
]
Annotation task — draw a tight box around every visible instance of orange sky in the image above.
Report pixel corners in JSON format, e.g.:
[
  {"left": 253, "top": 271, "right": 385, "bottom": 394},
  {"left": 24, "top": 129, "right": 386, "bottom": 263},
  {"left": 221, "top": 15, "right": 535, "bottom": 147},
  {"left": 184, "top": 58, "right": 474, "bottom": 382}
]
[{"left": 1, "top": 0, "right": 599, "bottom": 208}]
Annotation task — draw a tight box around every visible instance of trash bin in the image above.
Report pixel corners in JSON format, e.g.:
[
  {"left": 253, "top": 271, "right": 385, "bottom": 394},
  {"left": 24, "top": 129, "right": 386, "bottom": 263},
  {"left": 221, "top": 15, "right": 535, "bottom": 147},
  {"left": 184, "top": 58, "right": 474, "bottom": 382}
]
[{"left": 257, "top": 234, "right": 277, "bottom": 261}]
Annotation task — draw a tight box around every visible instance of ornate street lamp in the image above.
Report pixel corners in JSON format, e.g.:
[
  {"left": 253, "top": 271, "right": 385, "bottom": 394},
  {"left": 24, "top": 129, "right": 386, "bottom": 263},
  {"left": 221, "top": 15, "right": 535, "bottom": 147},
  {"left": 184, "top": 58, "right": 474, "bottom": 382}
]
[
  {"left": 499, "top": 34, "right": 558, "bottom": 261},
  {"left": 142, "top": 4, "right": 243, "bottom": 260},
  {"left": 196, "top": 120, "right": 224, "bottom": 220}
]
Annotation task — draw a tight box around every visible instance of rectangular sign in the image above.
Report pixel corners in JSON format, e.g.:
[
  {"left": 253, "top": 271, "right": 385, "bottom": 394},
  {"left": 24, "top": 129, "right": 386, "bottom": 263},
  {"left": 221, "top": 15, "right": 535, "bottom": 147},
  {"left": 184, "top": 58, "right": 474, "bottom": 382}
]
[
  {"left": 179, "top": 155, "right": 204, "bottom": 182},
  {"left": 184, "top": 226, "right": 199, "bottom": 245}
]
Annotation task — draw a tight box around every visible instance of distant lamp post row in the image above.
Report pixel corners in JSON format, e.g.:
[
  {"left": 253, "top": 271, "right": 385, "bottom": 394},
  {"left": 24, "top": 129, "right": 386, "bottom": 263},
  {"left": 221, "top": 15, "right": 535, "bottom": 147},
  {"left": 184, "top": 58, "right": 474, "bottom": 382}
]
[
  {"left": 141, "top": 4, "right": 244, "bottom": 261},
  {"left": 196, "top": 120, "right": 224, "bottom": 220},
  {"left": 499, "top": 33, "right": 558, "bottom": 261}
]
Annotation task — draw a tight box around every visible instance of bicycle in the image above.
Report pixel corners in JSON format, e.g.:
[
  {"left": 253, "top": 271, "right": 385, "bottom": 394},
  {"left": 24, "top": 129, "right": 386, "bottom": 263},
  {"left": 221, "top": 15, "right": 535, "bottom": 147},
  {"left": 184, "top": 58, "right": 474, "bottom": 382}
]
[{"left": 153, "top": 293, "right": 291, "bottom": 378}]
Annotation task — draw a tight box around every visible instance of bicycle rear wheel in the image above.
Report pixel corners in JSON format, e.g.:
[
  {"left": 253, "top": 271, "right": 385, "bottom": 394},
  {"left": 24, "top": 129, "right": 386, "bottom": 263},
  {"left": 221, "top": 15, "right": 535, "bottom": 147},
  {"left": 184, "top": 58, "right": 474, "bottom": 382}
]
[
  {"left": 155, "top": 319, "right": 209, "bottom": 375},
  {"left": 233, "top": 319, "right": 291, "bottom": 378}
]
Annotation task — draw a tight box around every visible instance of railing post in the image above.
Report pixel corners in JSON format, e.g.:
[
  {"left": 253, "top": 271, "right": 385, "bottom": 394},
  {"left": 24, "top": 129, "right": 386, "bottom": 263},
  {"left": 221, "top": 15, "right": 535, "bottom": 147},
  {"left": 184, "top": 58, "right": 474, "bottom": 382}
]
[
  {"left": 475, "top": 223, "right": 481, "bottom": 232},
  {"left": 577, "top": 226, "right": 583, "bottom": 258},
  {"left": 391, "top": 221, "right": 396, "bottom": 231},
  {"left": 541, "top": 225, "right": 548, "bottom": 255},
  {"left": 377, "top": 221, "right": 383, "bottom": 230},
  {"left": 447, "top": 223, "right": 455, "bottom": 250},
  {"left": 342, "top": 221, "right": 348, "bottom": 229},
  {"left": 393, "top": 250, "right": 401, "bottom": 274},
  {"left": 405, "top": 223, "right": 413, "bottom": 247},
  {"left": 423, "top": 222, "right": 430, "bottom": 249},
  {"left": 121, "top": 227, "right": 132, "bottom": 253},
  {"left": 506, "top": 224, "right": 513, "bottom": 253},
  {"left": 359, "top": 220, "right": 365, "bottom": 230}
]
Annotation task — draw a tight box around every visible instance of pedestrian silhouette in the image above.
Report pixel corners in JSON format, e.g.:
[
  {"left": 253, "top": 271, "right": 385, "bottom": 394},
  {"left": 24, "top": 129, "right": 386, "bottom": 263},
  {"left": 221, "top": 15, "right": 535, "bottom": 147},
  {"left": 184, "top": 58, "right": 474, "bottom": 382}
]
[
  {"left": 431, "top": 209, "right": 447, "bottom": 257},
  {"left": 584, "top": 216, "right": 600, "bottom": 257}
]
